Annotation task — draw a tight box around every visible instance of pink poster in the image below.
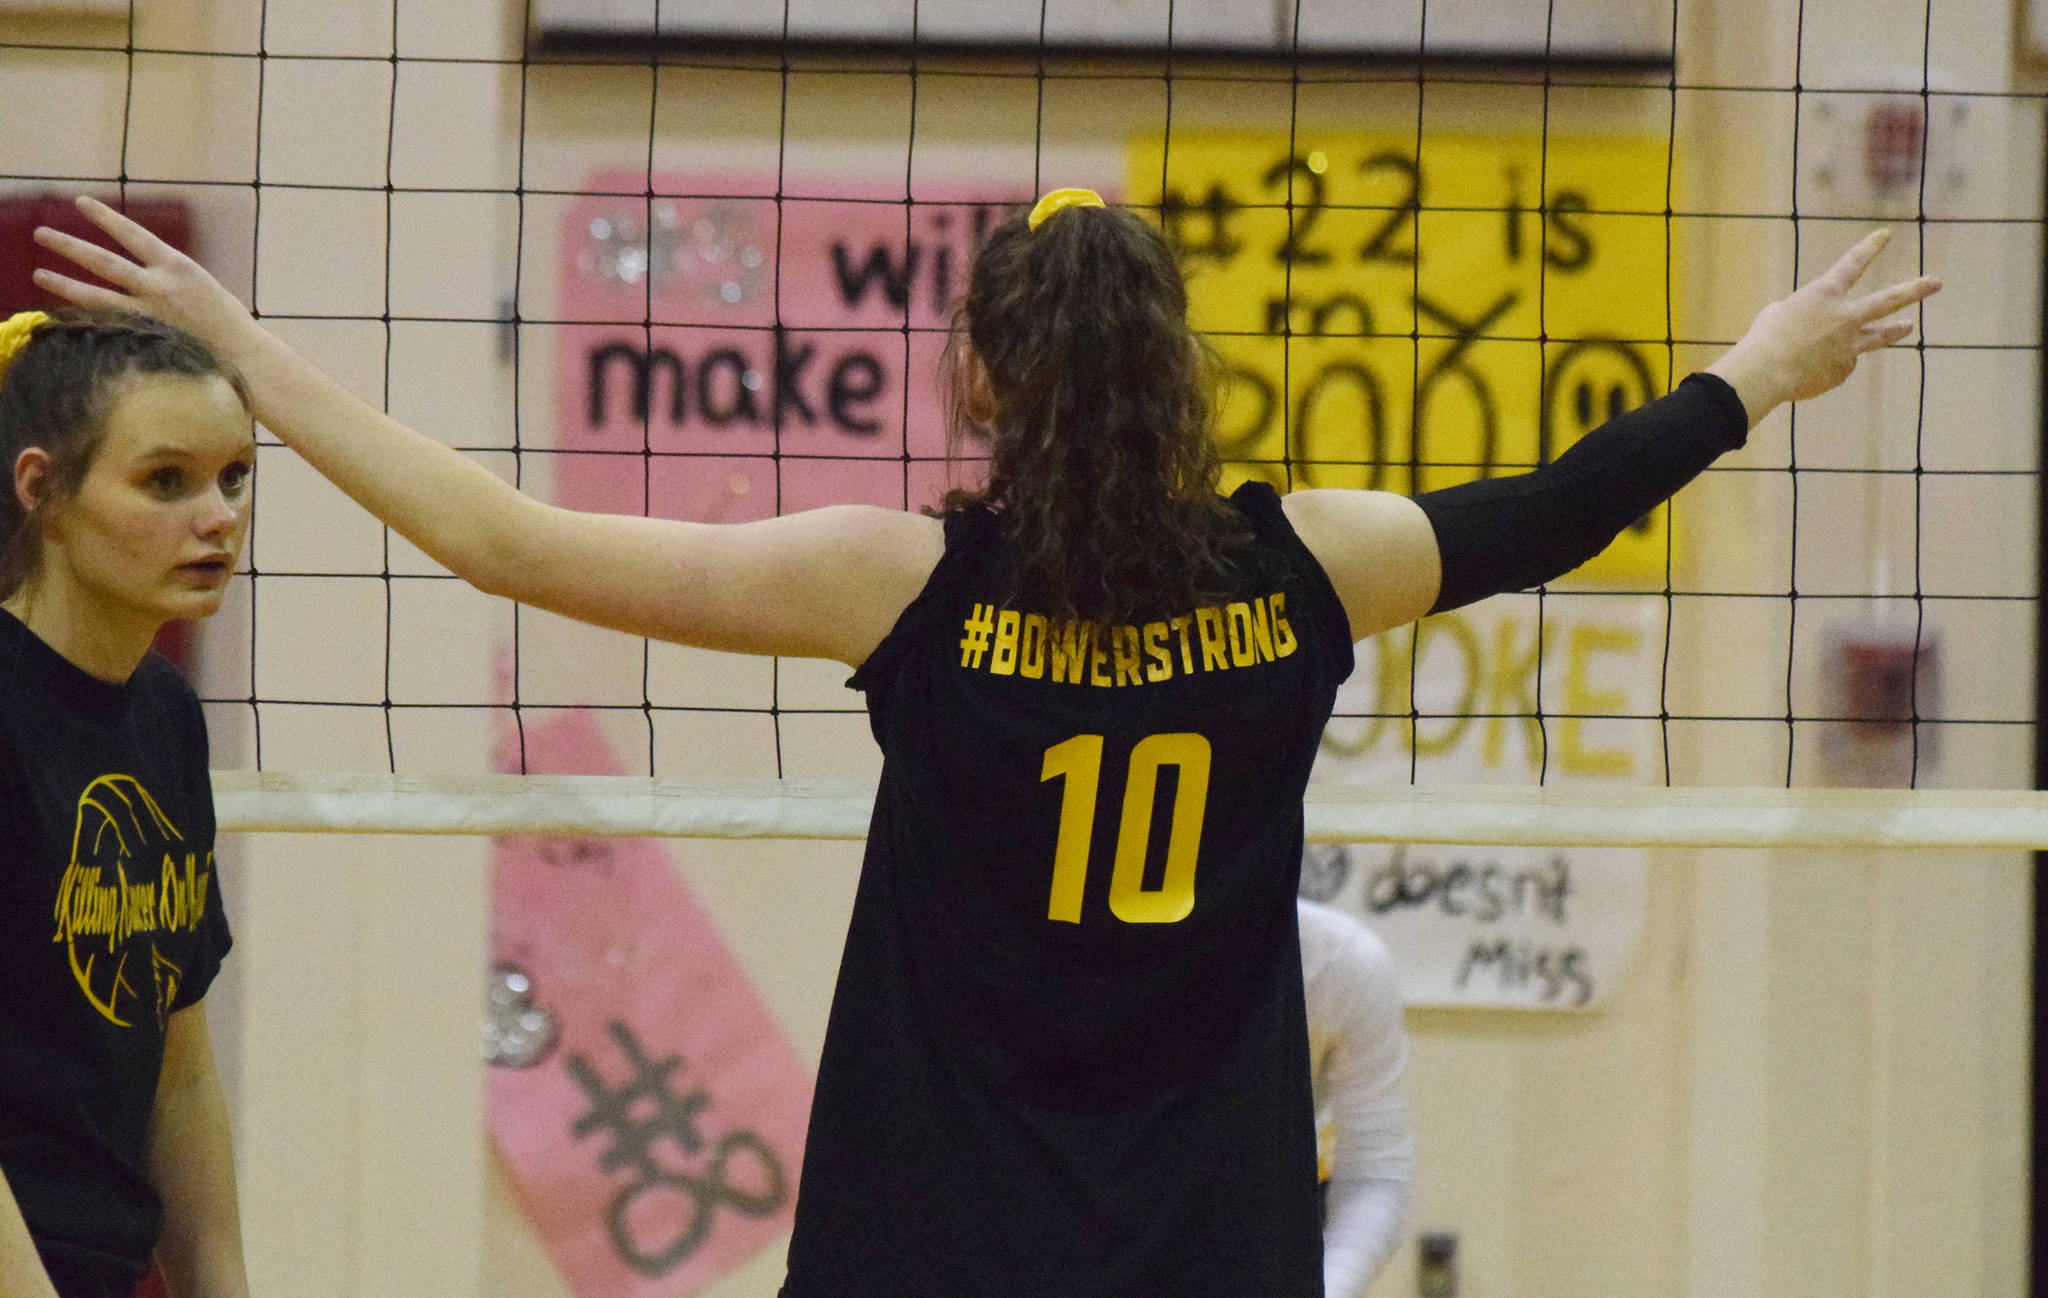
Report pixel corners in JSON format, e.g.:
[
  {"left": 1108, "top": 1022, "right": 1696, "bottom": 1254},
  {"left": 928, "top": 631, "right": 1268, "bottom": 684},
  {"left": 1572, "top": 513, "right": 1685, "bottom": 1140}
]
[
  {"left": 486, "top": 170, "right": 1039, "bottom": 1296},
  {"left": 488, "top": 711, "right": 809, "bottom": 1295},
  {"left": 550, "top": 169, "right": 1033, "bottom": 521}
]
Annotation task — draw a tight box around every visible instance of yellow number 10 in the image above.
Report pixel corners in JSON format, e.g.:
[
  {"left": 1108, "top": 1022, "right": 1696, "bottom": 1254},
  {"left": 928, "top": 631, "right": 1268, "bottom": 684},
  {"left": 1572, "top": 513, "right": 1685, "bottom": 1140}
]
[{"left": 1040, "top": 733, "right": 1213, "bottom": 925}]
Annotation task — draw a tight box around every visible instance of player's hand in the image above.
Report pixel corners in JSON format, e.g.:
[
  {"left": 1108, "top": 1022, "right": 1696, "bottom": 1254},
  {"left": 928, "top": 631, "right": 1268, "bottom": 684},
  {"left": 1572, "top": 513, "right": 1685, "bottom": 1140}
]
[
  {"left": 31, "top": 195, "right": 262, "bottom": 361},
  {"left": 1706, "top": 228, "right": 1941, "bottom": 425}
]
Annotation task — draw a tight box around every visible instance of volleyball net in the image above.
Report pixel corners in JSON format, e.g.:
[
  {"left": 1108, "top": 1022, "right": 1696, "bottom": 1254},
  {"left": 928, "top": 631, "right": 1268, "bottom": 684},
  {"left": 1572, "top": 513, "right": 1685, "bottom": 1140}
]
[{"left": 0, "top": 0, "right": 2040, "bottom": 850}]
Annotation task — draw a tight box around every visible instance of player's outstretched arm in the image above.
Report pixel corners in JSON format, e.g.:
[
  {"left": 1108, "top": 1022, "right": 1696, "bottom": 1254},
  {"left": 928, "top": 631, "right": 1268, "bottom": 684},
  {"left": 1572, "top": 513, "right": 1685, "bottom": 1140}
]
[
  {"left": 33, "top": 196, "right": 941, "bottom": 667},
  {"left": 1285, "top": 229, "right": 1940, "bottom": 637}
]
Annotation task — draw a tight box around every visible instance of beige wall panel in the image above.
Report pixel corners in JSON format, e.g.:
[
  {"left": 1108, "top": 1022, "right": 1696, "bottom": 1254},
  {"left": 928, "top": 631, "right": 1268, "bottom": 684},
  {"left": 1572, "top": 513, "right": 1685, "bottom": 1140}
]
[
  {"left": 0, "top": 48, "right": 130, "bottom": 178},
  {"left": 351, "top": 838, "right": 490, "bottom": 1298},
  {"left": 128, "top": 0, "right": 260, "bottom": 53},
  {"left": 251, "top": 447, "right": 391, "bottom": 575},
  {"left": 125, "top": 52, "right": 261, "bottom": 185},
  {"left": 386, "top": 321, "right": 523, "bottom": 454},
  {"left": 515, "top": 604, "right": 663, "bottom": 708},
  {"left": 254, "top": 187, "right": 391, "bottom": 319},
  {"left": 650, "top": 709, "right": 787, "bottom": 780},
  {"left": 1686, "top": 852, "right": 1769, "bottom": 1298},
  {"left": 232, "top": 834, "right": 488, "bottom": 1298},
  {"left": 257, "top": 58, "right": 394, "bottom": 190},
  {"left": 235, "top": 832, "right": 369, "bottom": 1298},
  {"left": 258, "top": 0, "right": 394, "bottom": 59},
  {"left": 392, "top": 62, "right": 525, "bottom": 192},
  {"left": 646, "top": 642, "right": 779, "bottom": 711},
  {"left": 390, "top": 192, "right": 521, "bottom": 321}
]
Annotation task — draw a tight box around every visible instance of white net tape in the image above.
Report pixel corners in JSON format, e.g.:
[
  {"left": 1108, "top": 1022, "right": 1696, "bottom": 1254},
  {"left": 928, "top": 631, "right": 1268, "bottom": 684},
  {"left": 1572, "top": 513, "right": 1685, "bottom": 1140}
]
[{"left": 212, "top": 773, "right": 2048, "bottom": 850}]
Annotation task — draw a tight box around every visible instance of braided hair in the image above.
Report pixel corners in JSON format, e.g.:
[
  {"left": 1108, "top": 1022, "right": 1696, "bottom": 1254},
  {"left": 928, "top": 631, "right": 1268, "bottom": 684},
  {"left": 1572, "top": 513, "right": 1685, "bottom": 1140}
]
[{"left": 0, "top": 307, "right": 249, "bottom": 598}]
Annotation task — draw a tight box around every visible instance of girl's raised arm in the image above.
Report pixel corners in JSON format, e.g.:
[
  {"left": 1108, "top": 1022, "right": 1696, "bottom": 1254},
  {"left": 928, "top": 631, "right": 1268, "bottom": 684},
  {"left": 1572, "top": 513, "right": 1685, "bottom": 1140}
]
[
  {"left": 35, "top": 196, "right": 941, "bottom": 667},
  {"left": 1284, "top": 229, "right": 1939, "bottom": 641}
]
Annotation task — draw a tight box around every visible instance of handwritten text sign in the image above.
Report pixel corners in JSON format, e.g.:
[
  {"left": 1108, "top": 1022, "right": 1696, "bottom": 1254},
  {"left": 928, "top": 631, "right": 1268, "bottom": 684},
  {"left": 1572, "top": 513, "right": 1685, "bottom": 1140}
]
[
  {"left": 488, "top": 711, "right": 812, "bottom": 1298},
  {"left": 1129, "top": 130, "right": 1680, "bottom": 583},
  {"left": 553, "top": 172, "right": 1036, "bottom": 523},
  {"left": 1305, "top": 598, "right": 1664, "bottom": 1009}
]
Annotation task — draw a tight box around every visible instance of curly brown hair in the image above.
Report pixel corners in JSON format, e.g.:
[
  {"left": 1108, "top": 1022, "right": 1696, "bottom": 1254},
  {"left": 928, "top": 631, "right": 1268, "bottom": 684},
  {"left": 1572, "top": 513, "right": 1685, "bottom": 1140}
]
[
  {"left": 943, "top": 203, "right": 1249, "bottom": 626},
  {"left": 0, "top": 307, "right": 249, "bottom": 599}
]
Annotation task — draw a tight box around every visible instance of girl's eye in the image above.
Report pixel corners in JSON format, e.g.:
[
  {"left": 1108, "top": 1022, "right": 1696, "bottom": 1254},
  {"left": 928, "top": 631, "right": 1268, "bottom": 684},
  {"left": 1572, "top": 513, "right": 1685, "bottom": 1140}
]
[
  {"left": 221, "top": 462, "right": 253, "bottom": 495},
  {"left": 146, "top": 467, "right": 185, "bottom": 496}
]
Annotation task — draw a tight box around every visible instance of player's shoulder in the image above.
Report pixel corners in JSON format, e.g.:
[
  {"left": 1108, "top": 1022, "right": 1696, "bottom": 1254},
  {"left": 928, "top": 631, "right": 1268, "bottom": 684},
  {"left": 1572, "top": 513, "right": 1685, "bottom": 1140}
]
[
  {"left": 766, "top": 504, "right": 946, "bottom": 606},
  {"left": 785, "top": 501, "right": 944, "bottom": 547},
  {"left": 1278, "top": 486, "right": 1428, "bottom": 541},
  {"left": 1276, "top": 488, "right": 1440, "bottom": 641}
]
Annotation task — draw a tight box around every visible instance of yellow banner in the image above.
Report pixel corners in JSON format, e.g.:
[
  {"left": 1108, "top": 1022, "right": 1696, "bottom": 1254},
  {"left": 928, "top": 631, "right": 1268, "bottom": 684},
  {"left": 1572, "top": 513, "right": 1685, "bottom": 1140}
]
[{"left": 1129, "top": 130, "right": 1681, "bottom": 582}]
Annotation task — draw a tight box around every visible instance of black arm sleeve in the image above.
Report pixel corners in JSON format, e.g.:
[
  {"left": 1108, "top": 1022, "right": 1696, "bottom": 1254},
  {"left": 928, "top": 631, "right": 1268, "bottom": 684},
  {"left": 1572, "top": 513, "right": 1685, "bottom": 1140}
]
[{"left": 1415, "top": 371, "right": 1749, "bottom": 614}]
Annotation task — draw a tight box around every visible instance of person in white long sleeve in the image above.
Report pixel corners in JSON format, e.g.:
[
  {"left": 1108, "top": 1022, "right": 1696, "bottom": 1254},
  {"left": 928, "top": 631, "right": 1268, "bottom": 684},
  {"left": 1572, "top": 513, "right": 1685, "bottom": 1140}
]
[{"left": 1300, "top": 898, "right": 1416, "bottom": 1298}]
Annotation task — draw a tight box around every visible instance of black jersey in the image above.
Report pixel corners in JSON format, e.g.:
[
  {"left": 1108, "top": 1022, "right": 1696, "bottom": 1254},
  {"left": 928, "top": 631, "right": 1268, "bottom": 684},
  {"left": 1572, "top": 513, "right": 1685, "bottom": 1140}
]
[
  {"left": 0, "top": 610, "right": 232, "bottom": 1298},
  {"left": 782, "top": 482, "right": 1353, "bottom": 1298}
]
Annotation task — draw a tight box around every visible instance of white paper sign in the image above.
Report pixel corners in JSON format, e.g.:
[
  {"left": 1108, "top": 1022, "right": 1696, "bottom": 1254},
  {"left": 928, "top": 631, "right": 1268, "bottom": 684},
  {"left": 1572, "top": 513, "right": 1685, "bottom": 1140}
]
[{"left": 1304, "top": 595, "right": 1664, "bottom": 1010}]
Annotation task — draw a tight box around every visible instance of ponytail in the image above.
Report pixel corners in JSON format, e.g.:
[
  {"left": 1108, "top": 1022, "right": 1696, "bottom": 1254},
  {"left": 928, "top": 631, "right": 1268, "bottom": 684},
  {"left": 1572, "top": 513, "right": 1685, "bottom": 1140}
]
[{"left": 944, "top": 198, "right": 1245, "bottom": 626}]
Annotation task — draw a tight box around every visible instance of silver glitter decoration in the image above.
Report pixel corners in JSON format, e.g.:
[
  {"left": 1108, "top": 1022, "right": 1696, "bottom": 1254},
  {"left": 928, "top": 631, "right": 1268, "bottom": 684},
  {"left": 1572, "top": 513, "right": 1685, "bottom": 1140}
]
[
  {"left": 1297, "top": 844, "right": 1351, "bottom": 904},
  {"left": 578, "top": 199, "right": 768, "bottom": 308},
  {"left": 482, "top": 962, "right": 558, "bottom": 1068}
]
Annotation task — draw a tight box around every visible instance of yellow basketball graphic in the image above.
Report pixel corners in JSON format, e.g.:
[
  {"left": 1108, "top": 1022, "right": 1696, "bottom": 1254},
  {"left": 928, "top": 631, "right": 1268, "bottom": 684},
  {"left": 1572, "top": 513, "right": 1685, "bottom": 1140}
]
[{"left": 49, "top": 774, "right": 213, "bottom": 1029}]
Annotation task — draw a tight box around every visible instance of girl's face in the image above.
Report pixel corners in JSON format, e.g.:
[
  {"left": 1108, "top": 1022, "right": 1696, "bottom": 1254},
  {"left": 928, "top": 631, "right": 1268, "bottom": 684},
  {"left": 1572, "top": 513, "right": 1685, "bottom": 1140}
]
[{"left": 31, "top": 372, "right": 254, "bottom": 630}]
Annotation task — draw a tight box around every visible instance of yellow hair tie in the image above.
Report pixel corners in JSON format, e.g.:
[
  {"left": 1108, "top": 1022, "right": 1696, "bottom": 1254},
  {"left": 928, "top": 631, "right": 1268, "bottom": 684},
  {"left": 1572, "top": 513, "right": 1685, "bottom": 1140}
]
[
  {"left": 1027, "top": 188, "right": 1106, "bottom": 231},
  {"left": 0, "top": 310, "right": 49, "bottom": 387}
]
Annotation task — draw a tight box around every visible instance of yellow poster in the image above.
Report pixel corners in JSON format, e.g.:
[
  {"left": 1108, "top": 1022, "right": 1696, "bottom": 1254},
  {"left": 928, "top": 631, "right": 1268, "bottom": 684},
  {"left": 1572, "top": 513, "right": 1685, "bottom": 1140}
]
[{"left": 1129, "top": 130, "right": 1680, "bottom": 582}]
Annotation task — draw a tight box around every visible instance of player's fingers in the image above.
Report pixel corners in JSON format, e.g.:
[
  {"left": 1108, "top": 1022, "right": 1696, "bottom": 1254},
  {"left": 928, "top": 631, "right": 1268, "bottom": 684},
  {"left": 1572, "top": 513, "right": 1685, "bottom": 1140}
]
[
  {"left": 1813, "top": 228, "right": 1893, "bottom": 295},
  {"left": 1856, "top": 318, "right": 1917, "bottom": 352},
  {"left": 31, "top": 267, "right": 135, "bottom": 313},
  {"left": 32, "top": 226, "right": 143, "bottom": 288},
  {"left": 74, "top": 194, "right": 178, "bottom": 263},
  {"left": 1849, "top": 275, "right": 1941, "bottom": 324}
]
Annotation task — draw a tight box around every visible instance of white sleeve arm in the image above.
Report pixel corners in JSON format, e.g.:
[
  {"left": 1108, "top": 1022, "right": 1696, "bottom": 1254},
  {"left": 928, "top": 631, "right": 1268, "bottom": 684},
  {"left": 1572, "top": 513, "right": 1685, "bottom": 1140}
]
[{"left": 1308, "top": 909, "right": 1416, "bottom": 1298}]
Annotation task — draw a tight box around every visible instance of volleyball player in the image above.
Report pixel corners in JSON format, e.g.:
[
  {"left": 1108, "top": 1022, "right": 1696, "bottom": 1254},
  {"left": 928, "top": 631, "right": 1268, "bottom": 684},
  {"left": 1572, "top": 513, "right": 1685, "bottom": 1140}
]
[
  {"left": 36, "top": 191, "right": 1936, "bottom": 1296},
  {"left": 0, "top": 307, "right": 253, "bottom": 1298},
  {"left": 1300, "top": 897, "right": 1414, "bottom": 1297}
]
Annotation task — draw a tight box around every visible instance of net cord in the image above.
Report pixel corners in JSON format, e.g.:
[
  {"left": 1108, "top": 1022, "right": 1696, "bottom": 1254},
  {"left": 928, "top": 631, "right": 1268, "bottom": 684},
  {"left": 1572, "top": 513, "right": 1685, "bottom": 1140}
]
[{"left": 209, "top": 772, "right": 2048, "bottom": 849}]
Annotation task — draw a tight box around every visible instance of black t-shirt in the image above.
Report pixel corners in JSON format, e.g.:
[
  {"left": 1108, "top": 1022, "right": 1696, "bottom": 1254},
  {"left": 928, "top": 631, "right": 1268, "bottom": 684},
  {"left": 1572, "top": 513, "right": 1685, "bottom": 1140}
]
[
  {"left": 782, "top": 483, "right": 1353, "bottom": 1298},
  {"left": 0, "top": 610, "right": 232, "bottom": 1298}
]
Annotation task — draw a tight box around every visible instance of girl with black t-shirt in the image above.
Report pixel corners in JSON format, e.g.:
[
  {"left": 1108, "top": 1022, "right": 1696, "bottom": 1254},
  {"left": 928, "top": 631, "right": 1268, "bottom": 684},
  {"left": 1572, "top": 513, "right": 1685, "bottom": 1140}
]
[
  {"left": 0, "top": 308, "right": 252, "bottom": 1298},
  {"left": 36, "top": 193, "right": 1934, "bottom": 1296}
]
